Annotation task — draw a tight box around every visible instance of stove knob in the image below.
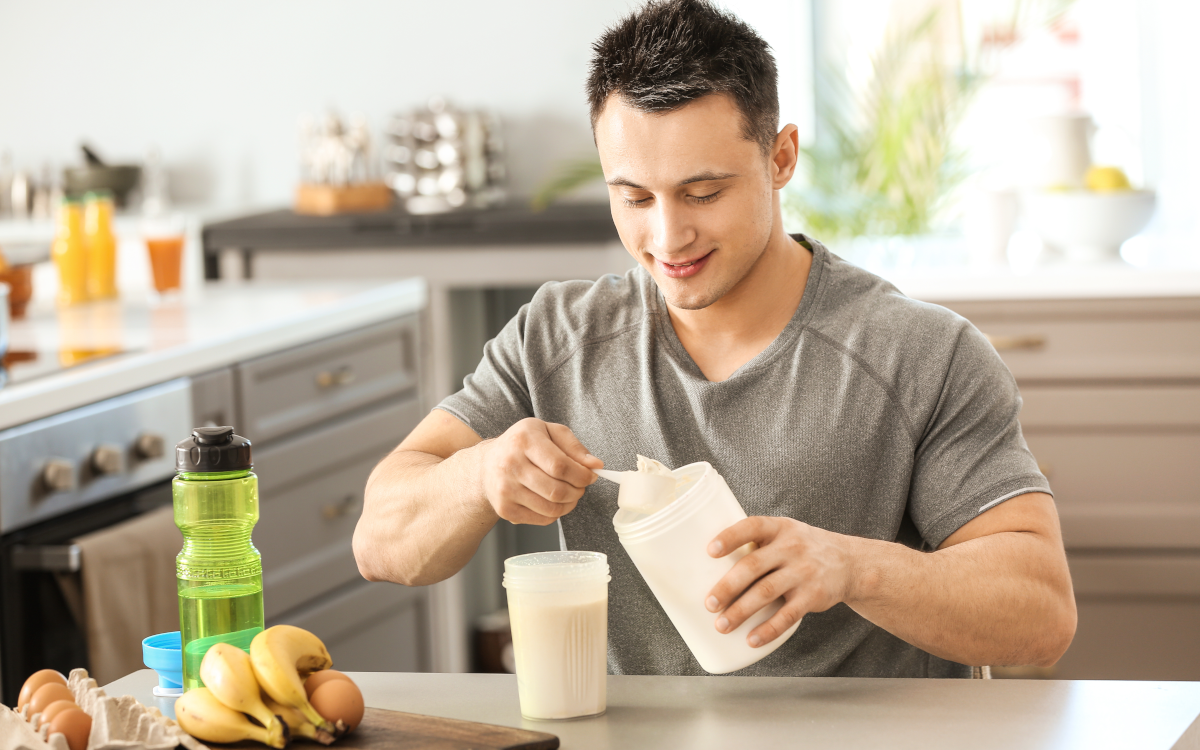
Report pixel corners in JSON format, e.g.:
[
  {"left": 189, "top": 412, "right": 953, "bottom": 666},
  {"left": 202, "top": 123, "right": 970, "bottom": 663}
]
[
  {"left": 41, "top": 459, "right": 75, "bottom": 493},
  {"left": 134, "top": 432, "right": 166, "bottom": 460},
  {"left": 90, "top": 444, "right": 123, "bottom": 476}
]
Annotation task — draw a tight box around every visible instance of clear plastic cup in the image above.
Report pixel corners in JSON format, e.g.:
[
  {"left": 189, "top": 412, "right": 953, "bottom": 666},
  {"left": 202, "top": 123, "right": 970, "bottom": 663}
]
[{"left": 502, "top": 551, "right": 609, "bottom": 720}]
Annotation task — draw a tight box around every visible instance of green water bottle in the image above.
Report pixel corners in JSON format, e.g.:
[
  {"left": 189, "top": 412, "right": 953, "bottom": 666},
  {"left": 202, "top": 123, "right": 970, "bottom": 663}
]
[{"left": 173, "top": 426, "right": 265, "bottom": 691}]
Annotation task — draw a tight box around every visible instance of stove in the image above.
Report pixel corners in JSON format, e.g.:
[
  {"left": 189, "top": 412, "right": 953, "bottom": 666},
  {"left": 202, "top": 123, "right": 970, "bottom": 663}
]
[
  {"left": 0, "top": 347, "right": 134, "bottom": 390},
  {"left": 0, "top": 376, "right": 191, "bottom": 702}
]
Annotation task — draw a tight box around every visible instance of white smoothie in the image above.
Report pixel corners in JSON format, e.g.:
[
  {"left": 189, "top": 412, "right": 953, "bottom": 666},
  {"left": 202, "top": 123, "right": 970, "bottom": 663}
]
[
  {"left": 502, "top": 550, "right": 611, "bottom": 721},
  {"left": 507, "top": 591, "right": 608, "bottom": 720}
]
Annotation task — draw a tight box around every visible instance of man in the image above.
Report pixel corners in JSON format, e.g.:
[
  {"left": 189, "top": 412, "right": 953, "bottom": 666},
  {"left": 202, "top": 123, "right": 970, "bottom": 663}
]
[{"left": 354, "top": 0, "right": 1076, "bottom": 678}]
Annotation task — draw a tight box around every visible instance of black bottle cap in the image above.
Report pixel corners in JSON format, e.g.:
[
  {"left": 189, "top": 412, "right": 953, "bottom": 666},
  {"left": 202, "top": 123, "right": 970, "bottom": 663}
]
[{"left": 176, "top": 426, "right": 252, "bottom": 473}]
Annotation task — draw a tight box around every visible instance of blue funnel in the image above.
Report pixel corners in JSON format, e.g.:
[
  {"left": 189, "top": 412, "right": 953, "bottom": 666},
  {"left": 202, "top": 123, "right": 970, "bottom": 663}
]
[{"left": 142, "top": 631, "right": 183, "bottom": 694}]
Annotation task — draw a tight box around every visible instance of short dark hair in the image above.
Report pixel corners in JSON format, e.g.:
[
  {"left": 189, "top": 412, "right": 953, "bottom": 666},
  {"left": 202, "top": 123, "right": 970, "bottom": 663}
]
[{"left": 586, "top": 0, "right": 779, "bottom": 153}]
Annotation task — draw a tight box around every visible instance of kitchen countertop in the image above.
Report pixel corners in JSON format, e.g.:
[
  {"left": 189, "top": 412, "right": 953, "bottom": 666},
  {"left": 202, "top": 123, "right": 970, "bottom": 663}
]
[
  {"left": 104, "top": 669, "right": 1200, "bottom": 750},
  {"left": 887, "top": 261, "right": 1200, "bottom": 303},
  {"left": 0, "top": 279, "right": 426, "bottom": 431}
]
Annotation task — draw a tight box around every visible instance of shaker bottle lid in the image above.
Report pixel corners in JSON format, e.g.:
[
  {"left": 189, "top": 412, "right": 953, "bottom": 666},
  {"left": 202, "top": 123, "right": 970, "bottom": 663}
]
[
  {"left": 502, "top": 551, "right": 610, "bottom": 590},
  {"left": 176, "top": 426, "right": 252, "bottom": 472}
]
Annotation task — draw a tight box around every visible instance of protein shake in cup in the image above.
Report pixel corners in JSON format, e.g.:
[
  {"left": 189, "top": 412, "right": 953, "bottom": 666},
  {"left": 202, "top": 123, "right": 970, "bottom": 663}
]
[{"left": 503, "top": 551, "right": 610, "bottom": 720}]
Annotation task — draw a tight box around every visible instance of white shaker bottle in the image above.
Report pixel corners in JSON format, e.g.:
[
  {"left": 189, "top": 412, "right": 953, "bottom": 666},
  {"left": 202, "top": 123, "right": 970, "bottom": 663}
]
[
  {"left": 503, "top": 551, "right": 610, "bottom": 720},
  {"left": 613, "top": 461, "right": 801, "bottom": 673}
]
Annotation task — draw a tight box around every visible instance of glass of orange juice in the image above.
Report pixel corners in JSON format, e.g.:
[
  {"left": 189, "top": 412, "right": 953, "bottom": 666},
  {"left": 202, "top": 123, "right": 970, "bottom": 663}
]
[{"left": 142, "top": 213, "right": 185, "bottom": 295}]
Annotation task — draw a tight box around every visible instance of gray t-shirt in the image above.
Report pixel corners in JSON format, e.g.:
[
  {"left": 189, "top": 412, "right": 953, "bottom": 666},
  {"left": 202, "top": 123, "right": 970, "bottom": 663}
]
[{"left": 438, "top": 235, "right": 1050, "bottom": 679}]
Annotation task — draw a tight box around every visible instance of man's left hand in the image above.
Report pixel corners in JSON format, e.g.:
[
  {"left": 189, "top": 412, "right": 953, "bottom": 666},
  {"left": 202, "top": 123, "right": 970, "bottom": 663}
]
[{"left": 705, "top": 516, "right": 854, "bottom": 647}]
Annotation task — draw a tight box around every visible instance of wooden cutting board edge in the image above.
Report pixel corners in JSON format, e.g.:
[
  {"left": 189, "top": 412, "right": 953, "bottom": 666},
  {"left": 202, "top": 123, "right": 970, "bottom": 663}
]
[{"left": 219, "top": 706, "right": 559, "bottom": 750}]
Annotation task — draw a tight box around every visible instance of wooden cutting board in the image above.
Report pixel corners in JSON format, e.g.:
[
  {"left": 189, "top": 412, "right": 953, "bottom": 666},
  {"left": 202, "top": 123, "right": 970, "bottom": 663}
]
[{"left": 222, "top": 707, "right": 559, "bottom": 750}]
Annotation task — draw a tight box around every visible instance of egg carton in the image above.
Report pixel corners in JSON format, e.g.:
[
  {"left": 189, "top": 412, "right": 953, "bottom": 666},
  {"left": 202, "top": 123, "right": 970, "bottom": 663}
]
[{"left": 0, "top": 669, "right": 208, "bottom": 750}]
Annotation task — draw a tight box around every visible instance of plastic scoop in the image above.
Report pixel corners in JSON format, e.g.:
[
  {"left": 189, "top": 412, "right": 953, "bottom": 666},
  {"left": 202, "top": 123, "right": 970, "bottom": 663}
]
[{"left": 595, "top": 463, "right": 678, "bottom": 516}]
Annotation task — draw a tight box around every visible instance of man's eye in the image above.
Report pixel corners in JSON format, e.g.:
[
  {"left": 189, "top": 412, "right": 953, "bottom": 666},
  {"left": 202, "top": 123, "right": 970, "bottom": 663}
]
[
  {"left": 622, "top": 195, "right": 651, "bottom": 207},
  {"left": 691, "top": 190, "right": 722, "bottom": 204}
]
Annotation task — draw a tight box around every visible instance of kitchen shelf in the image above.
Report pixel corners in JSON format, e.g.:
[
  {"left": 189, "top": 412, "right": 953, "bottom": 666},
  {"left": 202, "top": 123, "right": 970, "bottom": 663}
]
[{"left": 201, "top": 202, "right": 619, "bottom": 279}]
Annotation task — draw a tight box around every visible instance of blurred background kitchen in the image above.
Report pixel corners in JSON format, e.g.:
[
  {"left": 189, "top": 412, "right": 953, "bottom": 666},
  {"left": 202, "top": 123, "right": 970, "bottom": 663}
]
[{"left": 1, "top": 0, "right": 1198, "bottom": 700}]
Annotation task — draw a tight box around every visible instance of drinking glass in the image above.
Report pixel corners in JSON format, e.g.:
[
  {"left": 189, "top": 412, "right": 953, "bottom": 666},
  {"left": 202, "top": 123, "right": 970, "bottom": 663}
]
[{"left": 142, "top": 213, "right": 185, "bottom": 295}]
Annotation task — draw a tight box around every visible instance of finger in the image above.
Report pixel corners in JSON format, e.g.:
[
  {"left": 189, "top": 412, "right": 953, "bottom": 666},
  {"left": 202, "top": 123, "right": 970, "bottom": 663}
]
[
  {"left": 515, "top": 459, "right": 587, "bottom": 505},
  {"left": 705, "top": 546, "right": 781, "bottom": 614},
  {"left": 708, "top": 516, "right": 777, "bottom": 558},
  {"left": 502, "top": 504, "right": 566, "bottom": 527},
  {"left": 525, "top": 427, "right": 598, "bottom": 489},
  {"left": 545, "top": 423, "right": 604, "bottom": 473},
  {"left": 714, "top": 570, "right": 792, "bottom": 634},
  {"left": 495, "top": 479, "right": 577, "bottom": 522},
  {"left": 745, "top": 599, "right": 807, "bottom": 648}
]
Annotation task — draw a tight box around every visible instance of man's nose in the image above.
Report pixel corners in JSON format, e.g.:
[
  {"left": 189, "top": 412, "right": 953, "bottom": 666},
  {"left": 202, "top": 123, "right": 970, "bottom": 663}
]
[{"left": 651, "top": 199, "right": 697, "bottom": 256}]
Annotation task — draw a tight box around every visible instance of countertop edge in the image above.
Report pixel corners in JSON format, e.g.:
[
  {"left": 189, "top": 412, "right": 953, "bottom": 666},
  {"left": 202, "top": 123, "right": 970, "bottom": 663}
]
[{"left": 0, "top": 279, "right": 427, "bottom": 431}]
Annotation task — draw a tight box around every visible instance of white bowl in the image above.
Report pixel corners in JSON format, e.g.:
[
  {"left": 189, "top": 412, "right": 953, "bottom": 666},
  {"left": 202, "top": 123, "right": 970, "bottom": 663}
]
[{"left": 1021, "top": 190, "right": 1156, "bottom": 263}]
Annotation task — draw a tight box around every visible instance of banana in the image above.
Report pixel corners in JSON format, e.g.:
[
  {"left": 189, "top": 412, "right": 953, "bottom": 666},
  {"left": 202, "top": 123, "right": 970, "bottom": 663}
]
[
  {"left": 199, "top": 642, "right": 289, "bottom": 748},
  {"left": 175, "top": 687, "right": 282, "bottom": 747},
  {"left": 263, "top": 694, "right": 335, "bottom": 745},
  {"left": 249, "top": 626, "right": 340, "bottom": 736}
]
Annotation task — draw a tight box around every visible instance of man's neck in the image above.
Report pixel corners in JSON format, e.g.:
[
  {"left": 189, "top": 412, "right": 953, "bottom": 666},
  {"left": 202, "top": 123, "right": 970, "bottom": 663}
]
[{"left": 666, "top": 224, "right": 811, "bottom": 382}]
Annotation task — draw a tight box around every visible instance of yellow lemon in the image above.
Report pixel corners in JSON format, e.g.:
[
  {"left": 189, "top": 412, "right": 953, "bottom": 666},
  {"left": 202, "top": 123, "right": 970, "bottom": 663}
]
[{"left": 1085, "top": 166, "right": 1132, "bottom": 192}]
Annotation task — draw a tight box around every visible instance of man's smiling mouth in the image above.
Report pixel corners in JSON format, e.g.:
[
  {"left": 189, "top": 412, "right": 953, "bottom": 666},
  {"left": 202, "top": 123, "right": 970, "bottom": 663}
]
[{"left": 655, "top": 250, "right": 713, "bottom": 279}]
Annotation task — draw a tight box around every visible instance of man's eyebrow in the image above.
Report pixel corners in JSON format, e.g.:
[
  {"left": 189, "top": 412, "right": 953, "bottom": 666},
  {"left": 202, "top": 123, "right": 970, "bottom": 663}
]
[
  {"left": 679, "top": 171, "right": 738, "bottom": 185},
  {"left": 605, "top": 171, "right": 739, "bottom": 188}
]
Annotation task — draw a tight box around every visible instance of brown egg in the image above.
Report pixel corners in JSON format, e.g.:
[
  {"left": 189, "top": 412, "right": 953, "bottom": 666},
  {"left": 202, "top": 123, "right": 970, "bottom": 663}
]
[
  {"left": 304, "top": 669, "right": 354, "bottom": 699},
  {"left": 309, "top": 678, "right": 365, "bottom": 732},
  {"left": 38, "top": 699, "right": 80, "bottom": 728},
  {"left": 47, "top": 707, "right": 92, "bottom": 750},
  {"left": 29, "top": 683, "right": 75, "bottom": 715},
  {"left": 17, "top": 669, "right": 68, "bottom": 710}
]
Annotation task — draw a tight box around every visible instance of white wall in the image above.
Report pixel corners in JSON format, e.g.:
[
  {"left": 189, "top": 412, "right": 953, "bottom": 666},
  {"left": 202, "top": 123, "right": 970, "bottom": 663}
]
[
  {"left": 1137, "top": 0, "right": 1200, "bottom": 242},
  {"left": 0, "top": 1, "right": 815, "bottom": 213},
  {"left": 0, "top": 0, "right": 634, "bottom": 209},
  {"left": 721, "top": 0, "right": 815, "bottom": 145}
]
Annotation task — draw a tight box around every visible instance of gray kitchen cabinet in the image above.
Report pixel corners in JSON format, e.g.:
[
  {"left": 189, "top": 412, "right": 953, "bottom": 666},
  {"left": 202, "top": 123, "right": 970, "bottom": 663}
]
[
  {"left": 236, "top": 317, "right": 419, "bottom": 444},
  {"left": 234, "top": 313, "right": 430, "bottom": 671},
  {"left": 254, "top": 397, "right": 421, "bottom": 619},
  {"left": 269, "top": 578, "right": 429, "bottom": 673},
  {"left": 944, "top": 296, "right": 1200, "bottom": 680},
  {"left": 1059, "top": 553, "right": 1200, "bottom": 681}
]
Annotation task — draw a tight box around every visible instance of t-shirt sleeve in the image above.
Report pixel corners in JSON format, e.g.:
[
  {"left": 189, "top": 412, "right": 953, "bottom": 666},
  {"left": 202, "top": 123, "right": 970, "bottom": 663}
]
[
  {"left": 436, "top": 304, "right": 536, "bottom": 440},
  {"left": 907, "top": 322, "right": 1052, "bottom": 548}
]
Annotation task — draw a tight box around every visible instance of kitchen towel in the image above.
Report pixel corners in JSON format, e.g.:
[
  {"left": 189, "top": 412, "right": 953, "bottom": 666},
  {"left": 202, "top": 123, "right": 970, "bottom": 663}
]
[{"left": 74, "top": 505, "right": 181, "bottom": 685}]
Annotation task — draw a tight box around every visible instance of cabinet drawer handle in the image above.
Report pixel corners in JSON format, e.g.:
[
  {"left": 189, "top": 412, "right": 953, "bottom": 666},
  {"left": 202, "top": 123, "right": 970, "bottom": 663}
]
[
  {"left": 322, "top": 494, "right": 359, "bottom": 520},
  {"left": 316, "top": 366, "right": 356, "bottom": 389},
  {"left": 12, "top": 544, "right": 82, "bottom": 572},
  {"left": 984, "top": 333, "right": 1047, "bottom": 351}
]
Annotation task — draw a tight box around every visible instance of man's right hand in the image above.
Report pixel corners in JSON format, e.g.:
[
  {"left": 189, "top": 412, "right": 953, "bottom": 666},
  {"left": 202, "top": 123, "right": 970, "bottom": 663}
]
[{"left": 480, "top": 418, "right": 603, "bottom": 526}]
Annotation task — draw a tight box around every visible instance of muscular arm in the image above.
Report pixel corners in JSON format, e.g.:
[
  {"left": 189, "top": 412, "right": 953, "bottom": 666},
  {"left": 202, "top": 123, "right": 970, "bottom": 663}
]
[
  {"left": 707, "top": 493, "right": 1077, "bottom": 667},
  {"left": 353, "top": 410, "right": 602, "bottom": 587},
  {"left": 847, "top": 493, "right": 1075, "bottom": 666}
]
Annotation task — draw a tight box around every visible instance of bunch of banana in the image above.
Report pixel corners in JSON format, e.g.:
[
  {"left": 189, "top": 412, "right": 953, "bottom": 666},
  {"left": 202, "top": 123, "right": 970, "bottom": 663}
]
[
  {"left": 173, "top": 626, "right": 347, "bottom": 747},
  {"left": 175, "top": 687, "right": 283, "bottom": 747},
  {"left": 263, "top": 693, "right": 335, "bottom": 745},
  {"left": 198, "top": 643, "right": 289, "bottom": 747},
  {"left": 251, "top": 625, "right": 345, "bottom": 739}
]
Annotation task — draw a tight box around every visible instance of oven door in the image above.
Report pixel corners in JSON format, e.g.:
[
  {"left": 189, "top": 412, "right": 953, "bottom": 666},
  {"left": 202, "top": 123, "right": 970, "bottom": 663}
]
[{"left": 0, "top": 481, "right": 173, "bottom": 703}]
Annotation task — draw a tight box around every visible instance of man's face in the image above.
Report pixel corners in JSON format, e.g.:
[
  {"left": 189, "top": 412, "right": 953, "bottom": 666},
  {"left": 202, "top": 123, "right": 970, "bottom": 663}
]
[{"left": 594, "top": 93, "right": 776, "bottom": 311}]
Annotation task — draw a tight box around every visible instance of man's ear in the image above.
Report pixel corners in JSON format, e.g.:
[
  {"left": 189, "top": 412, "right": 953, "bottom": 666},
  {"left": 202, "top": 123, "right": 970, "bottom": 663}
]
[{"left": 770, "top": 124, "right": 800, "bottom": 189}]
